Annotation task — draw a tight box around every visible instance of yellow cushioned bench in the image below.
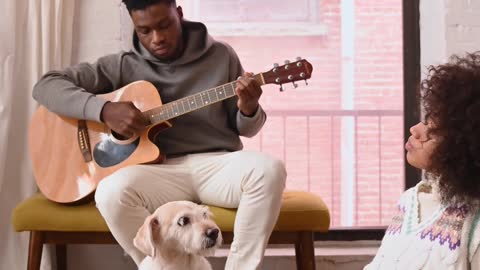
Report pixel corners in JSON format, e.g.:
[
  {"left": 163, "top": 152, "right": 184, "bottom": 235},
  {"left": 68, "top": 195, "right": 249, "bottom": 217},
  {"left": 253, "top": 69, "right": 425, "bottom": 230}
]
[{"left": 12, "top": 191, "right": 330, "bottom": 270}]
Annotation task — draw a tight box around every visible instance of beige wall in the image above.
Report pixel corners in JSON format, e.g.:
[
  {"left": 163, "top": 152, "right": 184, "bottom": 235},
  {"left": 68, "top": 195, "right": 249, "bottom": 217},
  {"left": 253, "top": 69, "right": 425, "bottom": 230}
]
[
  {"left": 71, "top": 0, "right": 122, "bottom": 64},
  {"left": 68, "top": 3, "right": 133, "bottom": 270}
]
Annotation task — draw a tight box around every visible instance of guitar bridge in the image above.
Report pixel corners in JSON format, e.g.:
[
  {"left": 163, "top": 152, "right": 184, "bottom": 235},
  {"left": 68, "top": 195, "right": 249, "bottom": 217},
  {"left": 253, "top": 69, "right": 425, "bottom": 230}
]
[{"left": 77, "top": 120, "right": 92, "bottom": 162}]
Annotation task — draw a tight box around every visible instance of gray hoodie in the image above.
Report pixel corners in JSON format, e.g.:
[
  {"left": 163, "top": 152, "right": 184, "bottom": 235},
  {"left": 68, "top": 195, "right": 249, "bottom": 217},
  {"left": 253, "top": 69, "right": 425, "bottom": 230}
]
[{"left": 32, "top": 21, "right": 266, "bottom": 156}]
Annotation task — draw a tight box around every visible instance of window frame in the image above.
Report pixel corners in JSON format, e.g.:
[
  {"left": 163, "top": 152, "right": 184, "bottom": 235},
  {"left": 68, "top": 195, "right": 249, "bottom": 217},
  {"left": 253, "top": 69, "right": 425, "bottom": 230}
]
[
  {"left": 314, "top": 0, "right": 421, "bottom": 241},
  {"left": 186, "top": 0, "right": 327, "bottom": 36}
]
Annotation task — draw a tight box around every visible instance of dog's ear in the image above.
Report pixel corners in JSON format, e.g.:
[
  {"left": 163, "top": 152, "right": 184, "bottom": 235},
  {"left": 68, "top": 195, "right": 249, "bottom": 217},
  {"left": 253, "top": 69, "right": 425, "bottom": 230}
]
[
  {"left": 133, "top": 215, "right": 160, "bottom": 257},
  {"left": 203, "top": 206, "right": 214, "bottom": 219}
]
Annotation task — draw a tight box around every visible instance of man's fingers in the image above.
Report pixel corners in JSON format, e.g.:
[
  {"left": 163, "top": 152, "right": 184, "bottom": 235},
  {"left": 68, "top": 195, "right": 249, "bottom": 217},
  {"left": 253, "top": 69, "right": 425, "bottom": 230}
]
[
  {"left": 115, "top": 125, "right": 134, "bottom": 138},
  {"left": 129, "top": 121, "right": 145, "bottom": 131},
  {"left": 236, "top": 86, "right": 253, "bottom": 101},
  {"left": 244, "top": 72, "right": 254, "bottom": 77},
  {"left": 236, "top": 76, "right": 256, "bottom": 98},
  {"left": 133, "top": 112, "right": 149, "bottom": 128},
  {"left": 249, "top": 80, "right": 262, "bottom": 97},
  {"left": 236, "top": 75, "right": 247, "bottom": 86}
]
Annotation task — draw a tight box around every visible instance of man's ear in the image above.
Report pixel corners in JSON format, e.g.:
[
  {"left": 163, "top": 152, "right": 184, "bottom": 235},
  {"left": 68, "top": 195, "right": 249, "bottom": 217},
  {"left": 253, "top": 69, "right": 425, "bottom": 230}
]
[
  {"left": 133, "top": 215, "right": 160, "bottom": 257},
  {"left": 176, "top": 6, "right": 183, "bottom": 20}
]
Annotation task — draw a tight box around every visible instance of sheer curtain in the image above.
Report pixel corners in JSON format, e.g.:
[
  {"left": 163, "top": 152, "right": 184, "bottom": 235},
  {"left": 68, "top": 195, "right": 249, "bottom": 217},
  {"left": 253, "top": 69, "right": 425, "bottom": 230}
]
[{"left": 0, "top": 0, "right": 74, "bottom": 269}]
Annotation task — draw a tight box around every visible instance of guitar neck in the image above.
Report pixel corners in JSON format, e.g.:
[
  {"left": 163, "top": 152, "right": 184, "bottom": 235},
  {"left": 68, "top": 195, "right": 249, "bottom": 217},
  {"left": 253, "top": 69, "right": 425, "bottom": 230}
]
[{"left": 143, "top": 73, "right": 265, "bottom": 125}]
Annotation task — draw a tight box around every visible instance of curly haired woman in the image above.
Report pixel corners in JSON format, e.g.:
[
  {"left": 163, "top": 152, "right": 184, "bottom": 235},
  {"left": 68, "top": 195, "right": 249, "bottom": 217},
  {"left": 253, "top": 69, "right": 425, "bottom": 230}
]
[{"left": 364, "top": 52, "right": 480, "bottom": 270}]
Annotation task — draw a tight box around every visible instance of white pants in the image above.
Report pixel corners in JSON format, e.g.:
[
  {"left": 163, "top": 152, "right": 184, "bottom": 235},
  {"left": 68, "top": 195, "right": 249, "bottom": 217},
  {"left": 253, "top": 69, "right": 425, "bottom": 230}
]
[{"left": 94, "top": 150, "right": 286, "bottom": 270}]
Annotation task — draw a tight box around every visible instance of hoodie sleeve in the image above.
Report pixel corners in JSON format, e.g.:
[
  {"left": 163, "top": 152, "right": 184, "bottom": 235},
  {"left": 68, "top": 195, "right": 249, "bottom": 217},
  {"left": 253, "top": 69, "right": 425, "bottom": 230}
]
[
  {"left": 32, "top": 53, "right": 124, "bottom": 122},
  {"left": 223, "top": 44, "right": 267, "bottom": 137}
]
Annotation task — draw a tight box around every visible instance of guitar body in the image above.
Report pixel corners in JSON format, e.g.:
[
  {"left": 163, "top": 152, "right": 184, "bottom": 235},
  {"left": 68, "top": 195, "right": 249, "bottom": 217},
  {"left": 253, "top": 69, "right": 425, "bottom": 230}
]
[{"left": 29, "top": 81, "right": 170, "bottom": 203}]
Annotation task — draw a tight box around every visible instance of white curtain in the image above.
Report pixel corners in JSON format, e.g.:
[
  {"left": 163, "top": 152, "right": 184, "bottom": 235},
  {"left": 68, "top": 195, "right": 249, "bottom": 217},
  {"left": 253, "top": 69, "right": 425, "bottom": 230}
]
[{"left": 0, "top": 0, "right": 75, "bottom": 269}]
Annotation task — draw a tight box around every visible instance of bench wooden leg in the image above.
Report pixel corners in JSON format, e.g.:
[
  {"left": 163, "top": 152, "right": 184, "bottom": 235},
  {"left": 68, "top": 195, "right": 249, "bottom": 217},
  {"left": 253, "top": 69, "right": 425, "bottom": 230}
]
[
  {"left": 294, "top": 231, "right": 316, "bottom": 270},
  {"left": 56, "top": 244, "right": 67, "bottom": 270},
  {"left": 27, "top": 231, "right": 44, "bottom": 270}
]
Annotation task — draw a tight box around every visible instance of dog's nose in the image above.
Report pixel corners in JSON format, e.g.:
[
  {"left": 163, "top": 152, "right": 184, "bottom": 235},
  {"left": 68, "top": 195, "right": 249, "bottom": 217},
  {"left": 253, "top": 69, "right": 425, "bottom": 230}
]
[{"left": 206, "top": 228, "right": 219, "bottom": 240}]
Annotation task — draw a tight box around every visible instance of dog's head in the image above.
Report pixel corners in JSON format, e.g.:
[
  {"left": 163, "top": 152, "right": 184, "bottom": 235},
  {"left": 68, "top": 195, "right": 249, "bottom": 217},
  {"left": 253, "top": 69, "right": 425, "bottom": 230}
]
[{"left": 133, "top": 201, "right": 222, "bottom": 258}]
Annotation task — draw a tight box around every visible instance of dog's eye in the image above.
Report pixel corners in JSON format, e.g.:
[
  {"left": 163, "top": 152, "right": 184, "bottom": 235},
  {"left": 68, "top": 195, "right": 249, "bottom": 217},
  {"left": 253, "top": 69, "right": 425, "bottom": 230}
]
[{"left": 177, "top": 216, "right": 190, "bottom": 226}]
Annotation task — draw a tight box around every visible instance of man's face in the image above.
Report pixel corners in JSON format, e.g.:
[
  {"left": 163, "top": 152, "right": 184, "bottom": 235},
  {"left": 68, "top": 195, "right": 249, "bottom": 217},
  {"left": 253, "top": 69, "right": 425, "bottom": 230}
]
[{"left": 131, "top": 3, "right": 184, "bottom": 60}]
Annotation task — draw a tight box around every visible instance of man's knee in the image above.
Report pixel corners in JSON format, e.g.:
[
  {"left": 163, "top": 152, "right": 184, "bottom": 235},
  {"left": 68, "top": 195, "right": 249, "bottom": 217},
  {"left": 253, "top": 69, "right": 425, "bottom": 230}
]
[
  {"left": 244, "top": 152, "right": 287, "bottom": 194},
  {"left": 94, "top": 166, "right": 145, "bottom": 210},
  {"left": 262, "top": 156, "right": 287, "bottom": 192}
]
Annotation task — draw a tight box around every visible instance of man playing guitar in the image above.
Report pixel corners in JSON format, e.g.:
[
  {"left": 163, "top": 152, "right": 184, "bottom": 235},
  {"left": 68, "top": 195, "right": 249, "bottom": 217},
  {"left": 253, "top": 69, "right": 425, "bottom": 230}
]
[{"left": 32, "top": 0, "right": 287, "bottom": 269}]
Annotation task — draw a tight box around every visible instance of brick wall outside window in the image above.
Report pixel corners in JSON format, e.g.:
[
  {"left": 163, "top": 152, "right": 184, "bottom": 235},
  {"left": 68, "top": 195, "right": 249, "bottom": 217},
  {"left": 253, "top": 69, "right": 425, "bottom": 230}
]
[{"left": 180, "top": 0, "right": 404, "bottom": 227}]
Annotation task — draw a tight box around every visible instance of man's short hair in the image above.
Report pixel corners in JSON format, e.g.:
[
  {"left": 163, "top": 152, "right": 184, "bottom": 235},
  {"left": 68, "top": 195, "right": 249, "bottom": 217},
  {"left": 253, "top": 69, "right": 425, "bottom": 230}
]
[{"left": 122, "top": 0, "right": 176, "bottom": 13}]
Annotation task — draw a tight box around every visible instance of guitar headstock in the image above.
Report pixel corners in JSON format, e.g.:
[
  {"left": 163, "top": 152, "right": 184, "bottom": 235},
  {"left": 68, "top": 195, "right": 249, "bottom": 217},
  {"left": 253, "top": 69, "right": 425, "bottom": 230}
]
[{"left": 262, "top": 57, "right": 313, "bottom": 91}]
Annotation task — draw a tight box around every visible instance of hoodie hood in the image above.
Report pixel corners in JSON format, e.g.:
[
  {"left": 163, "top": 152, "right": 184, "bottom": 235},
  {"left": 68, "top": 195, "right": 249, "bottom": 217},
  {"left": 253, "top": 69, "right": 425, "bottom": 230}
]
[{"left": 132, "top": 20, "right": 214, "bottom": 66}]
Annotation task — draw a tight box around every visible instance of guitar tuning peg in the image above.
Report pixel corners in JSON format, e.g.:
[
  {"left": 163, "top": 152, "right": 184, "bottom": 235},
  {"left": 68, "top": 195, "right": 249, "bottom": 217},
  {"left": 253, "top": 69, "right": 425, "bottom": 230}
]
[
  {"left": 296, "top": 57, "right": 302, "bottom": 61},
  {"left": 305, "top": 80, "right": 309, "bottom": 86},
  {"left": 292, "top": 82, "right": 298, "bottom": 88},
  {"left": 279, "top": 84, "right": 284, "bottom": 92},
  {"left": 284, "top": 60, "right": 290, "bottom": 64},
  {"left": 273, "top": 63, "right": 279, "bottom": 68}
]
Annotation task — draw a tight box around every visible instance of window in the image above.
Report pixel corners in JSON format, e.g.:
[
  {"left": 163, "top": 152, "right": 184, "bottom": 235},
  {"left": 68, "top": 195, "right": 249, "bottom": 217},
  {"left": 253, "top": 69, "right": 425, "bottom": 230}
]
[{"left": 176, "top": 0, "right": 418, "bottom": 230}]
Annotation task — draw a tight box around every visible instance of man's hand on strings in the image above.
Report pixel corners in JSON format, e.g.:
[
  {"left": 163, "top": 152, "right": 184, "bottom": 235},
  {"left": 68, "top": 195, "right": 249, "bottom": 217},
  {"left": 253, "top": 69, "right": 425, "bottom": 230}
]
[{"left": 101, "top": 101, "right": 149, "bottom": 138}]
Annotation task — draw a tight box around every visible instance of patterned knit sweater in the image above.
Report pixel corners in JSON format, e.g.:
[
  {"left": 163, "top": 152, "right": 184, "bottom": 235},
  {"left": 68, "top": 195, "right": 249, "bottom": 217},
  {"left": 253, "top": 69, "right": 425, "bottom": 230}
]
[{"left": 364, "top": 181, "right": 480, "bottom": 270}]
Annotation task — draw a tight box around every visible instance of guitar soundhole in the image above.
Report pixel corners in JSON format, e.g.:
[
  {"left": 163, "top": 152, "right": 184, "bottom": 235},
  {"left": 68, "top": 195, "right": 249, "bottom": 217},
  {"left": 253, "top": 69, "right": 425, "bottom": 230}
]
[{"left": 93, "top": 137, "right": 140, "bottom": 168}]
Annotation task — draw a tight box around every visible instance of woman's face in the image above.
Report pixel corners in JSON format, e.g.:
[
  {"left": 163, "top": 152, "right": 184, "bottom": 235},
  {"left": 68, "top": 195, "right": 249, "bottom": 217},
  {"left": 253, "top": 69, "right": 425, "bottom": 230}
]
[{"left": 405, "top": 121, "right": 438, "bottom": 170}]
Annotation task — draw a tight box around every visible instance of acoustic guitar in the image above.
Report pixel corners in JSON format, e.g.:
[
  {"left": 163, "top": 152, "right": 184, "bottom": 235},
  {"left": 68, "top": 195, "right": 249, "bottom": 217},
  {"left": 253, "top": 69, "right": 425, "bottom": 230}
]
[{"left": 29, "top": 59, "right": 313, "bottom": 203}]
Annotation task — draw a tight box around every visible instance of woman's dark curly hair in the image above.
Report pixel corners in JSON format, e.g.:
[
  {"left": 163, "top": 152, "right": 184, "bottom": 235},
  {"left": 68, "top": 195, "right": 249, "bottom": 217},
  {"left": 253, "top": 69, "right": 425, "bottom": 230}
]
[{"left": 421, "top": 51, "right": 480, "bottom": 206}]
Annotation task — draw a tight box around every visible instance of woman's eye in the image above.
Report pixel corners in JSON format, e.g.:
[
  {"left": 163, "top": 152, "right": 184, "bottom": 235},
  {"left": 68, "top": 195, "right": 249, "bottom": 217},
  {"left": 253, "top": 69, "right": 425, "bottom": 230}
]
[{"left": 177, "top": 216, "right": 190, "bottom": 226}]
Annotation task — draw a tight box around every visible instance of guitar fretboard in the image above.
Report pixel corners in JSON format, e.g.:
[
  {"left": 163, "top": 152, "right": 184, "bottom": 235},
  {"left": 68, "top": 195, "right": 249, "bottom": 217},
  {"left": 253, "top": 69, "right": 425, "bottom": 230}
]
[{"left": 143, "top": 81, "right": 238, "bottom": 125}]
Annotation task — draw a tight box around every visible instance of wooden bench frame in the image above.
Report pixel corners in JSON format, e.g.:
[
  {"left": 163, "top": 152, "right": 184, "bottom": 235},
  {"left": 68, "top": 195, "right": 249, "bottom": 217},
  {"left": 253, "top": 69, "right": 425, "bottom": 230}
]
[{"left": 27, "top": 230, "right": 316, "bottom": 270}]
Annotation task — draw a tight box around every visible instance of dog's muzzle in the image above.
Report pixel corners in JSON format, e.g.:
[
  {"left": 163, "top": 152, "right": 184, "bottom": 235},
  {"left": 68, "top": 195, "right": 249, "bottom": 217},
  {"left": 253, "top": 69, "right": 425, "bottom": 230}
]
[{"left": 204, "top": 228, "right": 219, "bottom": 248}]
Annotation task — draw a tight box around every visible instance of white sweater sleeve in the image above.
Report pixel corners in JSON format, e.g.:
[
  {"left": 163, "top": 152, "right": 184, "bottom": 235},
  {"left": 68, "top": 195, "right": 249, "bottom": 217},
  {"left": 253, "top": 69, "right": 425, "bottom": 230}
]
[
  {"left": 469, "top": 210, "right": 480, "bottom": 266},
  {"left": 472, "top": 250, "right": 480, "bottom": 270}
]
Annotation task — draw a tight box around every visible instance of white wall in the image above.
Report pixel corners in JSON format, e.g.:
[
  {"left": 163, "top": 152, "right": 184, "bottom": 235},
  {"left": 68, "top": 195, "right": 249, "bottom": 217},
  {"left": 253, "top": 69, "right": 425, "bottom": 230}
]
[
  {"left": 62, "top": 0, "right": 480, "bottom": 269},
  {"left": 420, "top": 0, "right": 447, "bottom": 67},
  {"left": 420, "top": 0, "right": 480, "bottom": 68},
  {"left": 445, "top": 0, "right": 480, "bottom": 56}
]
